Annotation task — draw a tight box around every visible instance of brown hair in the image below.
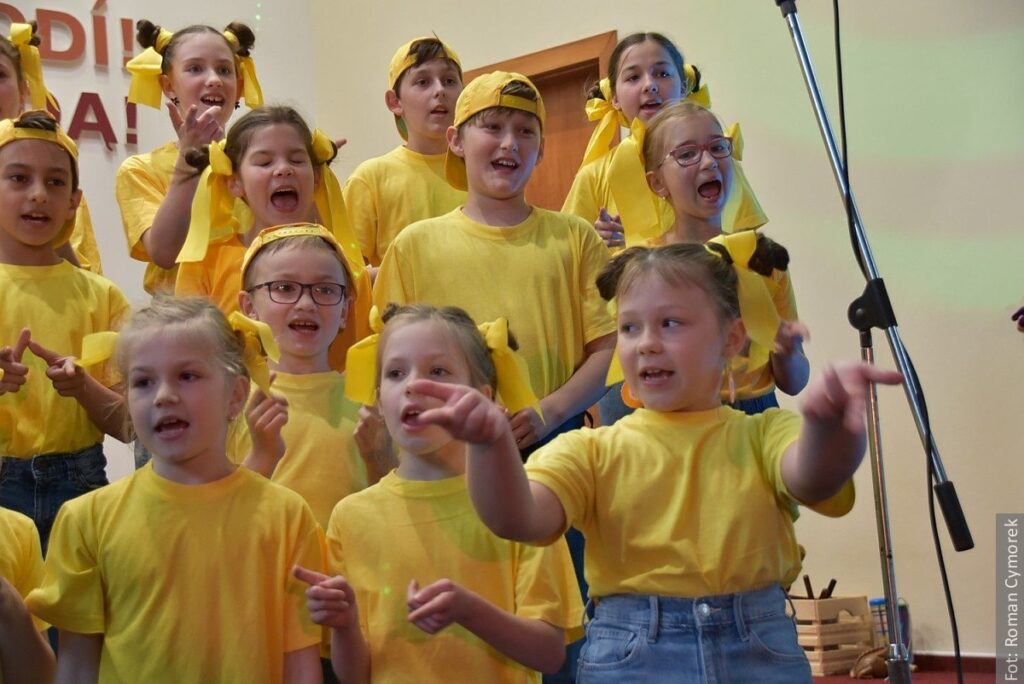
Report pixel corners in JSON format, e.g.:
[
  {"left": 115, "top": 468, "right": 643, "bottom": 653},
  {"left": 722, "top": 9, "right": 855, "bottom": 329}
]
[
  {"left": 597, "top": 243, "right": 740, "bottom": 324},
  {"left": 376, "top": 303, "right": 518, "bottom": 393},
  {"left": 10, "top": 111, "right": 79, "bottom": 191},
  {"left": 587, "top": 32, "right": 693, "bottom": 101},
  {"left": 135, "top": 19, "right": 255, "bottom": 74},
  {"left": 642, "top": 101, "right": 722, "bottom": 172},
  {"left": 393, "top": 38, "right": 463, "bottom": 96}
]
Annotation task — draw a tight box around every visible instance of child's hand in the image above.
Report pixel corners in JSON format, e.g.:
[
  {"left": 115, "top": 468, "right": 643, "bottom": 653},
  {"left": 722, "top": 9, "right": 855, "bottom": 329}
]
[
  {"left": 0, "top": 328, "right": 31, "bottom": 395},
  {"left": 595, "top": 208, "right": 624, "bottom": 248},
  {"left": 168, "top": 102, "right": 225, "bottom": 152},
  {"left": 27, "top": 338, "right": 86, "bottom": 398},
  {"left": 801, "top": 362, "right": 903, "bottom": 435},
  {"left": 774, "top": 320, "right": 810, "bottom": 357},
  {"left": 353, "top": 405, "right": 382, "bottom": 459},
  {"left": 406, "top": 578, "right": 472, "bottom": 635},
  {"left": 509, "top": 407, "right": 545, "bottom": 450},
  {"left": 246, "top": 382, "right": 289, "bottom": 455},
  {"left": 293, "top": 565, "right": 359, "bottom": 630},
  {"left": 407, "top": 379, "right": 509, "bottom": 446}
]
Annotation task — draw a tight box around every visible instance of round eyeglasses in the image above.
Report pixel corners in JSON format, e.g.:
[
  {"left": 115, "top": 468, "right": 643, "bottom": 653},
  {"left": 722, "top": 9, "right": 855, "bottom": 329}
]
[
  {"left": 248, "top": 280, "right": 346, "bottom": 306},
  {"left": 661, "top": 136, "right": 733, "bottom": 168}
]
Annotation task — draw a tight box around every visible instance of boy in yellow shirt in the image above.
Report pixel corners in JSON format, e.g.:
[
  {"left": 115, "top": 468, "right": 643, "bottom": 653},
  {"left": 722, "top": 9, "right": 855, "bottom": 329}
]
[{"left": 344, "top": 37, "right": 467, "bottom": 269}]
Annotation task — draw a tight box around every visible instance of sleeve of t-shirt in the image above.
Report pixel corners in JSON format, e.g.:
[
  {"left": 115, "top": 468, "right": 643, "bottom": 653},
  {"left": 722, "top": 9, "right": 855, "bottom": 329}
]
[
  {"left": 561, "top": 162, "right": 601, "bottom": 225},
  {"left": 93, "top": 281, "right": 131, "bottom": 388},
  {"left": 574, "top": 220, "right": 616, "bottom": 344},
  {"left": 11, "top": 517, "right": 48, "bottom": 631},
  {"left": 283, "top": 506, "right": 327, "bottom": 651},
  {"left": 115, "top": 157, "right": 164, "bottom": 261},
  {"left": 524, "top": 429, "right": 597, "bottom": 538},
  {"left": 513, "top": 538, "right": 585, "bottom": 644},
  {"left": 70, "top": 195, "right": 104, "bottom": 274},
  {"left": 771, "top": 269, "right": 799, "bottom": 321},
  {"left": 758, "top": 409, "right": 855, "bottom": 519},
  {"left": 25, "top": 504, "right": 105, "bottom": 634},
  {"left": 343, "top": 172, "right": 380, "bottom": 266},
  {"left": 372, "top": 237, "right": 413, "bottom": 312}
]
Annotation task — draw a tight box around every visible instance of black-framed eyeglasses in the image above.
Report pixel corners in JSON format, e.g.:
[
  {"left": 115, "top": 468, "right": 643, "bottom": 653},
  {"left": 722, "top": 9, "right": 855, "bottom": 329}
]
[
  {"left": 248, "top": 280, "right": 346, "bottom": 306},
  {"left": 661, "top": 136, "right": 733, "bottom": 168}
]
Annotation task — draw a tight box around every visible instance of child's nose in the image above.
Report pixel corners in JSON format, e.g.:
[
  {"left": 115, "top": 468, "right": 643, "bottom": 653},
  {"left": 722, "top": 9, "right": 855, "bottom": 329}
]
[{"left": 642, "top": 74, "right": 659, "bottom": 93}]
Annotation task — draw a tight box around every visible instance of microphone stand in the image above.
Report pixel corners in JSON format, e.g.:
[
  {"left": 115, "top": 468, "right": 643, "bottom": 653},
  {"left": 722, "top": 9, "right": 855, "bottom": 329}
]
[{"left": 772, "top": 2, "right": 975, "bottom": 682}]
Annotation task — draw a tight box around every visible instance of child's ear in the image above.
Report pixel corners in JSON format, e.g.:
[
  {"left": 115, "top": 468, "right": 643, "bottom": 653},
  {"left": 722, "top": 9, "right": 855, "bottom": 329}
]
[
  {"left": 227, "top": 375, "right": 249, "bottom": 421},
  {"left": 159, "top": 73, "right": 175, "bottom": 102},
  {"left": 384, "top": 90, "right": 403, "bottom": 117},
  {"left": 723, "top": 317, "right": 748, "bottom": 359},
  {"left": 646, "top": 170, "right": 667, "bottom": 199},
  {"left": 227, "top": 174, "right": 245, "bottom": 199},
  {"left": 446, "top": 126, "right": 464, "bottom": 158},
  {"left": 238, "top": 289, "right": 258, "bottom": 319},
  {"left": 536, "top": 137, "right": 545, "bottom": 165},
  {"left": 68, "top": 188, "right": 83, "bottom": 214}
]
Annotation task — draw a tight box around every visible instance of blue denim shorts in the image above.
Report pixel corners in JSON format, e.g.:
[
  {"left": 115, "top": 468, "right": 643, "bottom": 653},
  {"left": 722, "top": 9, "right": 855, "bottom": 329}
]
[
  {"left": 578, "top": 586, "right": 811, "bottom": 684},
  {"left": 0, "top": 443, "right": 107, "bottom": 553}
]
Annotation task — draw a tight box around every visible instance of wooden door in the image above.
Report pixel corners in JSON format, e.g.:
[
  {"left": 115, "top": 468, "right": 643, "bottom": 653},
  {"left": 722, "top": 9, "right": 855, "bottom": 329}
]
[{"left": 465, "top": 32, "right": 618, "bottom": 211}]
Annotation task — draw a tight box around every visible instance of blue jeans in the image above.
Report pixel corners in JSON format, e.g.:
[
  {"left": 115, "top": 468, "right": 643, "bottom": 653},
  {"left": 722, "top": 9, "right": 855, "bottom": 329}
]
[
  {"left": 0, "top": 444, "right": 108, "bottom": 554},
  {"left": 578, "top": 586, "right": 811, "bottom": 683}
]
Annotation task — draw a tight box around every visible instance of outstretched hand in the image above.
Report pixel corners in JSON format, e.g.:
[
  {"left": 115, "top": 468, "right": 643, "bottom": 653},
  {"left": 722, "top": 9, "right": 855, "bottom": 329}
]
[
  {"left": 0, "top": 328, "right": 31, "bottom": 394},
  {"left": 168, "top": 102, "right": 225, "bottom": 152},
  {"left": 800, "top": 362, "right": 903, "bottom": 436},
  {"left": 27, "top": 337, "right": 86, "bottom": 398},
  {"left": 406, "top": 379, "right": 510, "bottom": 446},
  {"left": 293, "top": 565, "right": 359, "bottom": 629},
  {"left": 406, "top": 578, "right": 472, "bottom": 635}
]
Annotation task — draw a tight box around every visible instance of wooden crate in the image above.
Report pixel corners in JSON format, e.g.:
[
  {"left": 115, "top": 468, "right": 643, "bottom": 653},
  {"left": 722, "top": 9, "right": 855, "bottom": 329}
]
[{"left": 790, "top": 596, "right": 873, "bottom": 676}]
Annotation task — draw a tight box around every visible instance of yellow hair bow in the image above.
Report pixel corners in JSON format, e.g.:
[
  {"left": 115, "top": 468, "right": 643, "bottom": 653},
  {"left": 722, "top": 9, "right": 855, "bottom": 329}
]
[
  {"left": 125, "top": 27, "right": 174, "bottom": 109},
  {"left": 310, "top": 129, "right": 365, "bottom": 278},
  {"left": 9, "top": 24, "right": 57, "bottom": 112},
  {"left": 344, "top": 306, "right": 384, "bottom": 405},
  {"left": 76, "top": 331, "right": 119, "bottom": 368},
  {"left": 579, "top": 78, "right": 629, "bottom": 169},
  {"left": 609, "top": 117, "right": 665, "bottom": 245},
  {"left": 720, "top": 122, "right": 769, "bottom": 233},
  {"left": 476, "top": 318, "right": 542, "bottom": 418},
  {"left": 228, "top": 312, "right": 280, "bottom": 394},
  {"left": 705, "top": 231, "right": 780, "bottom": 371},
  {"left": 0, "top": 117, "right": 78, "bottom": 247},
  {"left": 683, "top": 64, "right": 711, "bottom": 109},
  {"left": 222, "top": 29, "right": 263, "bottom": 107},
  {"left": 177, "top": 140, "right": 235, "bottom": 263}
]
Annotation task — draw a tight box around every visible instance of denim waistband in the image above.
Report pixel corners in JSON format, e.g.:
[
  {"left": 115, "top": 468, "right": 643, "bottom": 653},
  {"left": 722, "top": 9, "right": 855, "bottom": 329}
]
[
  {"left": 592, "top": 585, "right": 788, "bottom": 633},
  {"left": 1, "top": 443, "right": 105, "bottom": 483}
]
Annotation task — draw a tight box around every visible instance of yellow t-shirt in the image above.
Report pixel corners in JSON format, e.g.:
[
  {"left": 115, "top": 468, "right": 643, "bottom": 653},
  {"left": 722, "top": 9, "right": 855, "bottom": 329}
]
[
  {"left": 115, "top": 142, "right": 252, "bottom": 294},
  {"left": 328, "top": 472, "right": 583, "bottom": 684},
  {"left": 27, "top": 464, "right": 324, "bottom": 684},
  {"left": 0, "top": 507, "right": 46, "bottom": 633},
  {"left": 0, "top": 261, "right": 128, "bottom": 457},
  {"left": 525, "top": 407, "right": 855, "bottom": 598},
  {"left": 227, "top": 372, "right": 368, "bottom": 528},
  {"left": 69, "top": 196, "right": 103, "bottom": 274},
  {"left": 344, "top": 145, "right": 467, "bottom": 266},
  {"left": 562, "top": 141, "right": 766, "bottom": 242},
  {"left": 374, "top": 207, "right": 615, "bottom": 399}
]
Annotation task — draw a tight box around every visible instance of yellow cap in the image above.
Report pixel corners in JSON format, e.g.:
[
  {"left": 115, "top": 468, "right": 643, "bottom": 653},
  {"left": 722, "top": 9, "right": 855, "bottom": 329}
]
[
  {"left": 387, "top": 36, "right": 462, "bottom": 140},
  {"left": 444, "top": 71, "right": 545, "bottom": 190}
]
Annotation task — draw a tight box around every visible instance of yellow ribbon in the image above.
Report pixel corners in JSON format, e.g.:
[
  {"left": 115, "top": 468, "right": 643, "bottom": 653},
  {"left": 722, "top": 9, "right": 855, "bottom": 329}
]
[
  {"left": 222, "top": 30, "right": 263, "bottom": 107},
  {"left": 683, "top": 65, "right": 711, "bottom": 109},
  {"left": 609, "top": 117, "right": 666, "bottom": 245},
  {"left": 344, "top": 309, "right": 539, "bottom": 416},
  {"left": 125, "top": 28, "right": 174, "bottom": 109},
  {"left": 721, "top": 122, "right": 769, "bottom": 233},
  {"left": 177, "top": 140, "right": 236, "bottom": 263},
  {"left": 706, "top": 231, "right": 780, "bottom": 371},
  {"left": 227, "top": 312, "right": 280, "bottom": 394},
  {"left": 9, "top": 24, "right": 58, "bottom": 112},
  {"left": 310, "top": 129, "right": 365, "bottom": 278},
  {"left": 0, "top": 118, "right": 78, "bottom": 247},
  {"left": 579, "top": 78, "right": 628, "bottom": 169},
  {"left": 476, "top": 318, "right": 542, "bottom": 418},
  {"left": 76, "top": 331, "right": 119, "bottom": 368}
]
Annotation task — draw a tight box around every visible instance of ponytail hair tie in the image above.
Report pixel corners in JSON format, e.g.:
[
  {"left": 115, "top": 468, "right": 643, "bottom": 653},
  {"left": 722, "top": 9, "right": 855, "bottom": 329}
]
[
  {"left": 476, "top": 317, "right": 542, "bottom": 418},
  {"left": 580, "top": 77, "right": 630, "bottom": 169},
  {"left": 227, "top": 312, "right": 280, "bottom": 394},
  {"left": 344, "top": 306, "right": 385, "bottom": 406},
  {"left": 177, "top": 140, "right": 235, "bottom": 263},
  {"left": 683, "top": 64, "right": 712, "bottom": 109},
  {"left": 125, "top": 26, "right": 174, "bottom": 109},
  {"left": 222, "top": 29, "right": 263, "bottom": 107},
  {"left": 9, "top": 23, "right": 58, "bottom": 112}
]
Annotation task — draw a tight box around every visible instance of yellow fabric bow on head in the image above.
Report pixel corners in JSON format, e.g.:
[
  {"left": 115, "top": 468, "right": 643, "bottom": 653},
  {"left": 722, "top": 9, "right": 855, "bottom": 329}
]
[
  {"left": 344, "top": 309, "right": 540, "bottom": 417},
  {"left": 228, "top": 312, "right": 280, "bottom": 394},
  {"left": 125, "top": 27, "right": 174, "bottom": 109},
  {"left": 579, "top": 78, "right": 629, "bottom": 170},
  {"left": 9, "top": 24, "right": 58, "bottom": 112},
  {"left": 705, "top": 230, "right": 780, "bottom": 372},
  {"left": 222, "top": 29, "right": 263, "bottom": 107}
]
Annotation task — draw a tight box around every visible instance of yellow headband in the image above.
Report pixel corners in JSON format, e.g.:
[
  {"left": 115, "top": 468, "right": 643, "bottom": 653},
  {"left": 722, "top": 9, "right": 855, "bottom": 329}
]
[
  {"left": 178, "top": 130, "right": 365, "bottom": 278},
  {"left": 388, "top": 36, "right": 462, "bottom": 140},
  {"left": 345, "top": 308, "right": 542, "bottom": 417},
  {"left": 126, "top": 27, "right": 263, "bottom": 110},
  {"left": 9, "top": 24, "right": 58, "bottom": 112},
  {"left": 0, "top": 117, "right": 78, "bottom": 247},
  {"left": 240, "top": 222, "right": 356, "bottom": 289}
]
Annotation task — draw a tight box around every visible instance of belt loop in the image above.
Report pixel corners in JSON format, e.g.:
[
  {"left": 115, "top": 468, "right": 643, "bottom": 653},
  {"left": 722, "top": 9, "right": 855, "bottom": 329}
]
[
  {"left": 647, "top": 595, "right": 660, "bottom": 643},
  {"left": 734, "top": 590, "right": 747, "bottom": 639}
]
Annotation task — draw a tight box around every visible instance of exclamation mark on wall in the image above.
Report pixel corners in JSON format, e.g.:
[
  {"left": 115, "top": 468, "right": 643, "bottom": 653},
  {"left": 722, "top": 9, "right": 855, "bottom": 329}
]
[
  {"left": 125, "top": 98, "right": 137, "bottom": 146},
  {"left": 92, "top": 0, "right": 108, "bottom": 68},
  {"left": 121, "top": 17, "right": 134, "bottom": 68}
]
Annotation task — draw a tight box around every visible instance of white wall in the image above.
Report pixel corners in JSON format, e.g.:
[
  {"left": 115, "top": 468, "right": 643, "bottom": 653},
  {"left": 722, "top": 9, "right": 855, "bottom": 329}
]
[{"left": 313, "top": 0, "right": 1024, "bottom": 657}]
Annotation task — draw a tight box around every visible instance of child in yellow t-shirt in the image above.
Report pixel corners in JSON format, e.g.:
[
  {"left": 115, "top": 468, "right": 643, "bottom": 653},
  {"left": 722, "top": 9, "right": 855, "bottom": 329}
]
[
  {"left": 418, "top": 242, "right": 904, "bottom": 683},
  {"left": 0, "top": 507, "right": 53, "bottom": 683},
  {"left": 116, "top": 18, "right": 261, "bottom": 294},
  {"left": 344, "top": 36, "right": 467, "bottom": 269},
  {"left": 639, "top": 100, "right": 809, "bottom": 413},
  {"left": 0, "top": 23, "right": 102, "bottom": 273},
  {"left": 231, "top": 223, "right": 373, "bottom": 528},
  {"left": 175, "top": 105, "right": 371, "bottom": 370},
  {"left": 0, "top": 113, "right": 129, "bottom": 551},
  {"left": 295, "top": 303, "right": 583, "bottom": 684},
  {"left": 28, "top": 297, "right": 324, "bottom": 683}
]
